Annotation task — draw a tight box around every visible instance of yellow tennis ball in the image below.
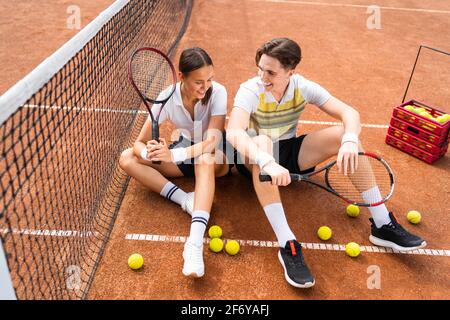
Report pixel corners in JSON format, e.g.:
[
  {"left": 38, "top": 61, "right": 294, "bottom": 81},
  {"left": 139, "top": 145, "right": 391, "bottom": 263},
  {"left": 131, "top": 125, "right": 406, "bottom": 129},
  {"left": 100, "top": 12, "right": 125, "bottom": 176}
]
[
  {"left": 345, "top": 242, "right": 360, "bottom": 257},
  {"left": 419, "top": 111, "right": 433, "bottom": 119},
  {"left": 346, "top": 204, "right": 360, "bottom": 217},
  {"left": 435, "top": 115, "right": 448, "bottom": 124},
  {"left": 208, "top": 225, "right": 223, "bottom": 238},
  {"left": 225, "top": 240, "right": 240, "bottom": 255},
  {"left": 407, "top": 210, "right": 422, "bottom": 224},
  {"left": 413, "top": 107, "right": 426, "bottom": 114},
  {"left": 317, "top": 226, "right": 332, "bottom": 241},
  {"left": 209, "top": 238, "right": 224, "bottom": 253},
  {"left": 128, "top": 253, "right": 144, "bottom": 270},
  {"left": 404, "top": 105, "right": 415, "bottom": 112}
]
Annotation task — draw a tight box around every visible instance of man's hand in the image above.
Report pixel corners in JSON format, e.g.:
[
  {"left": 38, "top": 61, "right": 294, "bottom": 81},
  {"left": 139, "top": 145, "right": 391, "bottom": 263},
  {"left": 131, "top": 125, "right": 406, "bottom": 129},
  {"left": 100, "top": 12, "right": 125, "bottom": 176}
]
[
  {"left": 336, "top": 141, "right": 359, "bottom": 175},
  {"left": 261, "top": 161, "right": 291, "bottom": 186}
]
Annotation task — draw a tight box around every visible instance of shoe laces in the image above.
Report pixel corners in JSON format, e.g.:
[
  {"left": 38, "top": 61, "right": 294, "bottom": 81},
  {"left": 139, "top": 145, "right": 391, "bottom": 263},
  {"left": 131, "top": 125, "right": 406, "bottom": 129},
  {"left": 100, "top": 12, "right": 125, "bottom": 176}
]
[
  {"left": 286, "top": 242, "right": 305, "bottom": 267},
  {"left": 385, "top": 220, "right": 408, "bottom": 236}
]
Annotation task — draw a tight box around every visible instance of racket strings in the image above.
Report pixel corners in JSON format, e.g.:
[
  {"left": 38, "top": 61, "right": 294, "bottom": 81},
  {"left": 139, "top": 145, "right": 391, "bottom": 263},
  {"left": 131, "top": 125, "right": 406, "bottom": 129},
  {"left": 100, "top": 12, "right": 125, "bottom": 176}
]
[
  {"left": 326, "top": 156, "right": 392, "bottom": 205},
  {"left": 131, "top": 51, "right": 175, "bottom": 101}
]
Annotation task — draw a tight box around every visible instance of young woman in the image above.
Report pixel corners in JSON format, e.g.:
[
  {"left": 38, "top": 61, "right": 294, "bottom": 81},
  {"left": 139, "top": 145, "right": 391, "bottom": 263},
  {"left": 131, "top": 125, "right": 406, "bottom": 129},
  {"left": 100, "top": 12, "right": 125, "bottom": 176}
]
[
  {"left": 119, "top": 47, "right": 232, "bottom": 278},
  {"left": 227, "top": 38, "right": 426, "bottom": 288}
]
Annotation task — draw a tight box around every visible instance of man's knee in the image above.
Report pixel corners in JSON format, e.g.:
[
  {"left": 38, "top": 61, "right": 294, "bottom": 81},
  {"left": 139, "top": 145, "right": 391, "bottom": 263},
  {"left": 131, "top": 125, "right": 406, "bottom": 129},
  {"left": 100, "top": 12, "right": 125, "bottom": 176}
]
[
  {"left": 252, "top": 135, "right": 273, "bottom": 153},
  {"left": 332, "top": 126, "right": 365, "bottom": 151},
  {"left": 334, "top": 126, "right": 345, "bottom": 141},
  {"left": 329, "top": 126, "right": 345, "bottom": 152}
]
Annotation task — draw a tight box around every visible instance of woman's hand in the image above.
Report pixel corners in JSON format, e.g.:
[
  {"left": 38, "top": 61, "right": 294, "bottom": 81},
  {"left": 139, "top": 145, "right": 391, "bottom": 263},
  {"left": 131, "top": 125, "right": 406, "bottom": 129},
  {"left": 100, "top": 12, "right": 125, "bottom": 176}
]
[{"left": 147, "top": 138, "right": 173, "bottom": 163}]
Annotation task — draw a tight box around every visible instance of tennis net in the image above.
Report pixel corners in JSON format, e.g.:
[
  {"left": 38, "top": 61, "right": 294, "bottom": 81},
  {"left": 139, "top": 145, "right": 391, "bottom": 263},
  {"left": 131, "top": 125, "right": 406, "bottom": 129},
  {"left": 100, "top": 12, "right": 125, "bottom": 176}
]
[{"left": 0, "top": 0, "right": 192, "bottom": 299}]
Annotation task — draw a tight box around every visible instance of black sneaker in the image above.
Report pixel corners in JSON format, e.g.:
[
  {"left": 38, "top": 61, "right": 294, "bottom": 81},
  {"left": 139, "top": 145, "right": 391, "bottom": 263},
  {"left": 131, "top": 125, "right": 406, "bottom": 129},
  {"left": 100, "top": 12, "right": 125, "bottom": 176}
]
[
  {"left": 278, "top": 240, "right": 315, "bottom": 288},
  {"left": 369, "top": 212, "right": 427, "bottom": 251}
]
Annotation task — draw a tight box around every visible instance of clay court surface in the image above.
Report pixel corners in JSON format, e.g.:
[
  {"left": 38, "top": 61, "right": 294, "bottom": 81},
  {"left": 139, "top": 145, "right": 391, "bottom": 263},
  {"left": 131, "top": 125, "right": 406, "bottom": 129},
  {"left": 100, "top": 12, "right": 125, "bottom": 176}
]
[{"left": 1, "top": 0, "right": 449, "bottom": 299}]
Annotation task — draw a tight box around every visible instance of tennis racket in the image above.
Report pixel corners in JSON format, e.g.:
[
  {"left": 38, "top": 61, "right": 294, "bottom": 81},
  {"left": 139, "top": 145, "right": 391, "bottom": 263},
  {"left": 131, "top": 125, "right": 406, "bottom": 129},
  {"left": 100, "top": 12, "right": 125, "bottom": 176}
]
[
  {"left": 128, "top": 47, "right": 177, "bottom": 164},
  {"left": 259, "top": 152, "right": 394, "bottom": 207}
]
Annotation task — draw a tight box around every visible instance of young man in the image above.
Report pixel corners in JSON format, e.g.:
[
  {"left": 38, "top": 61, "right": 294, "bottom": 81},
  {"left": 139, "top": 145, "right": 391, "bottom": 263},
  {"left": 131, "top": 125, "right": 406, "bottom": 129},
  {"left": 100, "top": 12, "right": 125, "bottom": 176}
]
[{"left": 227, "top": 38, "right": 426, "bottom": 288}]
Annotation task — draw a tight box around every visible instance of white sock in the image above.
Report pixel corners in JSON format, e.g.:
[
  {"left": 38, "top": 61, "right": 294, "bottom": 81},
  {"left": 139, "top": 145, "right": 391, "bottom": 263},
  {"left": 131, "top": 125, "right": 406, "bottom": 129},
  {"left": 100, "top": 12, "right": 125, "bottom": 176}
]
[
  {"left": 160, "top": 181, "right": 187, "bottom": 206},
  {"left": 263, "top": 203, "right": 296, "bottom": 248},
  {"left": 189, "top": 210, "right": 210, "bottom": 246},
  {"left": 362, "top": 186, "right": 392, "bottom": 228}
]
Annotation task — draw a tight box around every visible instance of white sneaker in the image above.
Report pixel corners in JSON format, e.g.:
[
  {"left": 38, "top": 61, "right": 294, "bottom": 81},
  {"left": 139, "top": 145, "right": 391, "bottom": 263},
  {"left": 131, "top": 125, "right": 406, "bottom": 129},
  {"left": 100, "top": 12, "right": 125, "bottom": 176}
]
[
  {"left": 182, "top": 239, "right": 204, "bottom": 278},
  {"left": 181, "top": 192, "right": 195, "bottom": 216}
]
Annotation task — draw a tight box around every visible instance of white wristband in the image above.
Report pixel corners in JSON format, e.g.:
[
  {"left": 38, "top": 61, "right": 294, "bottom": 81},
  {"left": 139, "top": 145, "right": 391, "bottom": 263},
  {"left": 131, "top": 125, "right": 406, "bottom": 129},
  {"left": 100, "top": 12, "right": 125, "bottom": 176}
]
[
  {"left": 255, "top": 151, "right": 275, "bottom": 170},
  {"left": 170, "top": 148, "right": 187, "bottom": 163},
  {"left": 341, "top": 133, "right": 359, "bottom": 145},
  {"left": 140, "top": 148, "right": 149, "bottom": 161}
]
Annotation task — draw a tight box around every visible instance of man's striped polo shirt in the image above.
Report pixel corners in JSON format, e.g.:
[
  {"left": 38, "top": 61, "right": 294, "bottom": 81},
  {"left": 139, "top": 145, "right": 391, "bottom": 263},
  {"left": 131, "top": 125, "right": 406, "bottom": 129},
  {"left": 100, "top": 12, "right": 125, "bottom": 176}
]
[{"left": 233, "top": 74, "right": 331, "bottom": 141}]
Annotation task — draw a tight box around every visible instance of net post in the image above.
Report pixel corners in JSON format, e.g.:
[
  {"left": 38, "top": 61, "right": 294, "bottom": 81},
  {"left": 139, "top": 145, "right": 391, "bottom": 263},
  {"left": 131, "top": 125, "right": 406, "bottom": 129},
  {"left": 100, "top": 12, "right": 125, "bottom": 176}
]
[
  {"left": 0, "top": 238, "right": 17, "bottom": 300},
  {"left": 402, "top": 45, "right": 423, "bottom": 103},
  {"left": 402, "top": 44, "right": 450, "bottom": 103}
]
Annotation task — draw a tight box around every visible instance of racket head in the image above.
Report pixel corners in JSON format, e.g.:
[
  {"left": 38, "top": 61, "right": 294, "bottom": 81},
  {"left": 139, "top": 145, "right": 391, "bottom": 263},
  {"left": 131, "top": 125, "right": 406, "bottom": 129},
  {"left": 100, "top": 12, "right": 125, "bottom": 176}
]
[
  {"left": 128, "top": 47, "right": 177, "bottom": 105},
  {"left": 325, "top": 152, "right": 394, "bottom": 207},
  {"left": 128, "top": 47, "right": 176, "bottom": 163}
]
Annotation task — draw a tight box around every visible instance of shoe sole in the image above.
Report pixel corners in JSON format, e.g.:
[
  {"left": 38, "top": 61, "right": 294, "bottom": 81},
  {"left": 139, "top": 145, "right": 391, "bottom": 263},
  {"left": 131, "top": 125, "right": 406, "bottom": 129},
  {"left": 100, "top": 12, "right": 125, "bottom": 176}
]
[
  {"left": 182, "top": 269, "right": 204, "bottom": 278},
  {"left": 182, "top": 249, "right": 204, "bottom": 278},
  {"left": 369, "top": 235, "right": 427, "bottom": 252},
  {"left": 277, "top": 251, "right": 315, "bottom": 288}
]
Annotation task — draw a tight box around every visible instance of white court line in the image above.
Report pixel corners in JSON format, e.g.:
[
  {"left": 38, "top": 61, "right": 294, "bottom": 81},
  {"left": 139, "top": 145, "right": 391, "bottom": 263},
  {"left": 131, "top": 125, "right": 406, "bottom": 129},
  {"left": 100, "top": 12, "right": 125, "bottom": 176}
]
[
  {"left": 226, "top": 116, "right": 388, "bottom": 129},
  {"left": 125, "top": 233, "right": 450, "bottom": 257},
  {"left": 24, "top": 104, "right": 389, "bottom": 128},
  {"left": 250, "top": 0, "right": 450, "bottom": 14},
  {"left": 0, "top": 228, "right": 99, "bottom": 238},
  {"left": 297, "top": 119, "right": 388, "bottom": 129}
]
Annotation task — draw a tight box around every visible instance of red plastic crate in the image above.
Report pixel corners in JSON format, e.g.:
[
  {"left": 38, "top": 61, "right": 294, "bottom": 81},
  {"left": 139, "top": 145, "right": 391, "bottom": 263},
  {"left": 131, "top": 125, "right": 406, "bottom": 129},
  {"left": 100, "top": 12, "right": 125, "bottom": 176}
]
[
  {"left": 393, "top": 99, "right": 450, "bottom": 137},
  {"left": 386, "top": 134, "right": 448, "bottom": 164},
  {"left": 390, "top": 117, "right": 447, "bottom": 146},
  {"left": 387, "top": 126, "right": 445, "bottom": 154}
]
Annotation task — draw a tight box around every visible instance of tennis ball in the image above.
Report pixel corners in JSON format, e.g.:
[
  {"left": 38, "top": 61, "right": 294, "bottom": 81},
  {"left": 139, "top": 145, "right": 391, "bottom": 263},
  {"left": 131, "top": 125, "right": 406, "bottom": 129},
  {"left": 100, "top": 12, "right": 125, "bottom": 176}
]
[
  {"left": 407, "top": 210, "right": 422, "bottom": 224},
  {"left": 128, "top": 253, "right": 144, "bottom": 270},
  {"left": 419, "top": 111, "right": 433, "bottom": 119},
  {"left": 209, "top": 238, "right": 224, "bottom": 253},
  {"left": 345, "top": 242, "right": 360, "bottom": 257},
  {"left": 404, "top": 105, "right": 415, "bottom": 112},
  {"left": 346, "top": 204, "right": 360, "bottom": 218},
  {"left": 435, "top": 115, "right": 449, "bottom": 124},
  {"left": 225, "top": 240, "right": 240, "bottom": 255},
  {"left": 317, "top": 226, "right": 332, "bottom": 241},
  {"left": 413, "top": 107, "right": 426, "bottom": 114},
  {"left": 208, "top": 225, "right": 223, "bottom": 238}
]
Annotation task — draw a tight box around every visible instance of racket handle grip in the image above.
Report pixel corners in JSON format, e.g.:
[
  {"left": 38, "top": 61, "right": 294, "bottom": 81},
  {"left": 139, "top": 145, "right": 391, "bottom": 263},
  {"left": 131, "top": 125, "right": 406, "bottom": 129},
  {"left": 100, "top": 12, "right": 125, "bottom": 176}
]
[
  {"left": 259, "top": 174, "right": 273, "bottom": 182},
  {"left": 151, "top": 122, "right": 161, "bottom": 164},
  {"left": 259, "top": 173, "right": 299, "bottom": 182},
  {"left": 152, "top": 122, "right": 160, "bottom": 142}
]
